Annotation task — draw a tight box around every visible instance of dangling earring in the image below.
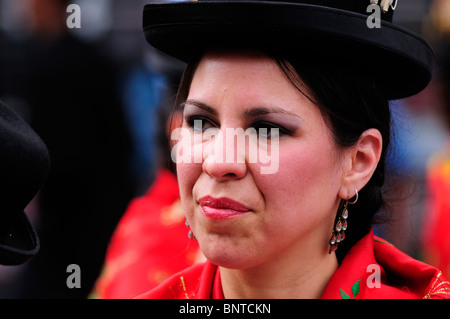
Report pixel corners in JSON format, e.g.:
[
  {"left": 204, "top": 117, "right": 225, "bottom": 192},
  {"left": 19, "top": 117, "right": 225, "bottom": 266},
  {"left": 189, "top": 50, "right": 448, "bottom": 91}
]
[
  {"left": 329, "top": 188, "right": 358, "bottom": 254},
  {"left": 185, "top": 219, "right": 195, "bottom": 240}
]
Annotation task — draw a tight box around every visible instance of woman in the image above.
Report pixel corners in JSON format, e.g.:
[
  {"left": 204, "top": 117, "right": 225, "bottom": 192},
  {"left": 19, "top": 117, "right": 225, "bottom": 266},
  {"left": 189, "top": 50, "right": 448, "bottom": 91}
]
[{"left": 138, "top": 0, "right": 450, "bottom": 298}]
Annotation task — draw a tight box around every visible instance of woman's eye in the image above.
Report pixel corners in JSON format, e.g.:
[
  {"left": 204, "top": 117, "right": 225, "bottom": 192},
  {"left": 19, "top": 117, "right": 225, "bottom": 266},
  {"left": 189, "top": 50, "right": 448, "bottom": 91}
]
[
  {"left": 185, "top": 116, "right": 216, "bottom": 133},
  {"left": 251, "top": 122, "right": 288, "bottom": 139}
]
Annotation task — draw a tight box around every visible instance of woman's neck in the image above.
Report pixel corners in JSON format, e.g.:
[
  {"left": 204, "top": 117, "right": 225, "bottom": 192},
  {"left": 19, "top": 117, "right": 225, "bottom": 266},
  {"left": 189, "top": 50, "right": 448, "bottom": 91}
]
[{"left": 219, "top": 241, "right": 339, "bottom": 299}]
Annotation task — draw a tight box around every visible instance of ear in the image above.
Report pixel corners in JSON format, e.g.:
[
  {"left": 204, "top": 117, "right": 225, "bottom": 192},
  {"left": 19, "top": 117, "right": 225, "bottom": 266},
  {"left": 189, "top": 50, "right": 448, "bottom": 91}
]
[{"left": 339, "top": 128, "right": 383, "bottom": 199}]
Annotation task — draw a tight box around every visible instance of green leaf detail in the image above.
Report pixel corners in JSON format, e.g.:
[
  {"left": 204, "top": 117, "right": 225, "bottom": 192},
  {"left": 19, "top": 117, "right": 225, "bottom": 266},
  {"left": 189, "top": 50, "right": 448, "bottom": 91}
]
[
  {"left": 339, "top": 280, "right": 361, "bottom": 299},
  {"left": 339, "top": 288, "right": 351, "bottom": 299},
  {"left": 351, "top": 280, "right": 361, "bottom": 299}
]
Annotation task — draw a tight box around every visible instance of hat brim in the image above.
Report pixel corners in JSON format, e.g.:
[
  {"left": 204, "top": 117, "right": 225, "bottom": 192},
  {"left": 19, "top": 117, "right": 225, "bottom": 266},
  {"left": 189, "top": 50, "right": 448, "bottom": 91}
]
[
  {"left": 0, "top": 210, "right": 40, "bottom": 265},
  {"left": 143, "top": 1, "right": 434, "bottom": 100}
]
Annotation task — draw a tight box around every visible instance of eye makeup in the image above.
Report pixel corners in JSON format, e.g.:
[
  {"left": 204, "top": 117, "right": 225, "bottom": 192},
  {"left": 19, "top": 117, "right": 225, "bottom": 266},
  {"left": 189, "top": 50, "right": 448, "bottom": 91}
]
[{"left": 181, "top": 99, "right": 303, "bottom": 137}]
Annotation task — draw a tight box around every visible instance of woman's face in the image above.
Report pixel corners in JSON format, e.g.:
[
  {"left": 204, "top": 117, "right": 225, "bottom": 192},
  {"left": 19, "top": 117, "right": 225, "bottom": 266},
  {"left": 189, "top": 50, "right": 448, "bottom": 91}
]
[{"left": 176, "top": 50, "right": 346, "bottom": 269}]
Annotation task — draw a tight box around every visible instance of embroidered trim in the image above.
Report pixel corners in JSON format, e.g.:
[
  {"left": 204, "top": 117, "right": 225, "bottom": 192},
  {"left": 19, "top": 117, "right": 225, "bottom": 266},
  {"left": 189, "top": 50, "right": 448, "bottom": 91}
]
[
  {"left": 423, "top": 272, "right": 450, "bottom": 299},
  {"left": 168, "top": 275, "right": 194, "bottom": 299},
  {"left": 374, "top": 238, "right": 393, "bottom": 245},
  {"left": 180, "top": 276, "right": 190, "bottom": 299}
]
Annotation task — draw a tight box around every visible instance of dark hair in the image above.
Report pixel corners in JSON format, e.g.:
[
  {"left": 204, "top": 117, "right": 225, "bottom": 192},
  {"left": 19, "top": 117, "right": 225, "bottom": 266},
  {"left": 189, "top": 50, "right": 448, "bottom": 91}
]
[
  {"left": 174, "top": 49, "right": 391, "bottom": 260},
  {"left": 272, "top": 53, "right": 391, "bottom": 260}
]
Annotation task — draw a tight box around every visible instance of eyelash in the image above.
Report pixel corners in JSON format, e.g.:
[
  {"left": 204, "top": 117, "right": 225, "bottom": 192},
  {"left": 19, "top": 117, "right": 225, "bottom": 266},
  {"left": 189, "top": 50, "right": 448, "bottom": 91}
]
[
  {"left": 184, "top": 115, "right": 290, "bottom": 138},
  {"left": 185, "top": 115, "right": 216, "bottom": 132}
]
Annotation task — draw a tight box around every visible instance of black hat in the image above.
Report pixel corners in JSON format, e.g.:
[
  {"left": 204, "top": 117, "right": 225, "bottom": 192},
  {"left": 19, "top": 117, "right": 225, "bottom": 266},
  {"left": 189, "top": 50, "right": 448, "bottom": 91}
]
[
  {"left": 143, "top": 0, "right": 434, "bottom": 100},
  {"left": 0, "top": 101, "right": 50, "bottom": 265}
]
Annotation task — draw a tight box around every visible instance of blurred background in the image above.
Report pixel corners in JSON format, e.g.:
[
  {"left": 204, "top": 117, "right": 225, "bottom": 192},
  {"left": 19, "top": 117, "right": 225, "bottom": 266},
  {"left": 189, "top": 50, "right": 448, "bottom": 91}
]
[{"left": 0, "top": 0, "right": 448, "bottom": 298}]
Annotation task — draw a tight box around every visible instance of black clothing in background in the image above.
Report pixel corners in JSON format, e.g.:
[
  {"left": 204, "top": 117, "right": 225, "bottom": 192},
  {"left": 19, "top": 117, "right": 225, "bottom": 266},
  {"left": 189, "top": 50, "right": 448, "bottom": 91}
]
[{"left": 1, "top": 32, "right": 134, "bottom": 298}]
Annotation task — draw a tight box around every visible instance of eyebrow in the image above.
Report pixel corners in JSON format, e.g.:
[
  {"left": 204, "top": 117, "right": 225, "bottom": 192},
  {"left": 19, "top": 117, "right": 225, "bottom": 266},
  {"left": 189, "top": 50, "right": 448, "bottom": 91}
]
[
  {"left": 181, "top": 99, "right": 218, "bottom": 116},
  {"left": 242, "top": 106, "right": 301, "bottom": 120},
  {"left": 182, "top": 99, "right": 301, "bottom": 119}
]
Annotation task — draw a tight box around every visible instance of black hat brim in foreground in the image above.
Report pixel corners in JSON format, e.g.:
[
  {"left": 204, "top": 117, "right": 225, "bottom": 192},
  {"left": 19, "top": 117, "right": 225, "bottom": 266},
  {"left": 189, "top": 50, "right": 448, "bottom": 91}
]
[
  {"left": 0, "top": 100, "right": 49, "bottom": 266},
  {"left": 0, "top": 211, "right": 40, "bottom": 265},
  {"left": 143, "top": 0, "right": 435, "bottom": 100}
]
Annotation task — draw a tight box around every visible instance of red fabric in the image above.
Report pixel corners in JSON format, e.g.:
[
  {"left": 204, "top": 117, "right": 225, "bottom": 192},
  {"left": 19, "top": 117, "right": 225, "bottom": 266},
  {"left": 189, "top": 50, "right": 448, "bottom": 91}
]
[
  {"left": 137, "top": 229, "right": 450, "bottom": 299},
  {"left": 90, "top": 169, "right": 200, "bottom": 299},
  {"left": 422, "top": 148, "right": 450, "bottom": 279}
]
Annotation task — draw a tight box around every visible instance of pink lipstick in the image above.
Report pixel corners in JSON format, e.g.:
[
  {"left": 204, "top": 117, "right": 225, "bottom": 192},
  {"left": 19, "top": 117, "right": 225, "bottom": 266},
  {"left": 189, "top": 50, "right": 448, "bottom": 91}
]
[{"left": 198, "top": 196, "right": 250, "bottom": 220}]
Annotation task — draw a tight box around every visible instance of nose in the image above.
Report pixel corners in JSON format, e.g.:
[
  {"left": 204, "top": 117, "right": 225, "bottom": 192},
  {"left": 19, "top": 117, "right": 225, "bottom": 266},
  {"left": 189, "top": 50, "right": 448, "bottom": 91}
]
[{"left": 202, "top": 128, "right": 247, "bottom": 181}]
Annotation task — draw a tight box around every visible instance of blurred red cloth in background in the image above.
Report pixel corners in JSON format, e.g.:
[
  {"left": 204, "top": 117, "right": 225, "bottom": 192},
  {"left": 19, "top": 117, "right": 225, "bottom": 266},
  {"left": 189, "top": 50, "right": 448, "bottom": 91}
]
[
  {"left": 90, "top": 169, "right": 201, "bottom": 299},
  {"left": 423, "top": 145, "right": 450, "bottom": 279}
]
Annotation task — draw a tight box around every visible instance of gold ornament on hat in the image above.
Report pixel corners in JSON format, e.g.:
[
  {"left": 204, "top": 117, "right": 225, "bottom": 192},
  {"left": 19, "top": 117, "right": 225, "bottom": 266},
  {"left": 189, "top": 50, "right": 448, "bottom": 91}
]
[
  {"left": 380, "top": 0, "right": 398, "bottom": 13},
  {"left": 371, "top": 0, "right": 398, "bottom": 13}
]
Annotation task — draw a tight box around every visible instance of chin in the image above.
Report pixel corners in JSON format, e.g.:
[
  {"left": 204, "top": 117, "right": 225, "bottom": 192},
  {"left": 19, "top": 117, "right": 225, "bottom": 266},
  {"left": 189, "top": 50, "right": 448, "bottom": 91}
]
[
  {"left": 206, "top": 254, "right": 247, "bottom": 269},
  {"left": 209, "top": 259, "right": 254, "bottom": 271},
  {"left": 199, "top": 236, "right": 258, "bottom": 270}
]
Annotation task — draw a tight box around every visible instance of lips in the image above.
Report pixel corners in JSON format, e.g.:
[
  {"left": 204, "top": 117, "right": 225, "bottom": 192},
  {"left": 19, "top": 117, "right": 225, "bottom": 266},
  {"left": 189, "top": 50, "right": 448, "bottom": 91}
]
[{"left": 198, "top": 196, "right": 251, "bottom": 220}]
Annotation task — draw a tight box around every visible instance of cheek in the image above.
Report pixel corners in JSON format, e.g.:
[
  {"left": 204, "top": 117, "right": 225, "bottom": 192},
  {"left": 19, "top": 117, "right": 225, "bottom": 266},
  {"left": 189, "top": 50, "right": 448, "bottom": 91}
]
[
  {"left": 173, "top": 128, "right": 203, "bottom": 209},
  {"left": 252, "top": 140, "right": 341, "bottom": 229},
  {"left": 176, "top": 161, "right": 201, "bottom": 216}
]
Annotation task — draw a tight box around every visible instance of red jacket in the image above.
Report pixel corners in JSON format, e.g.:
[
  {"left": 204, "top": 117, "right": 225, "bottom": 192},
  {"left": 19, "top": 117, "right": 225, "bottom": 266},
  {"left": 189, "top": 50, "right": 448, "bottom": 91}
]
[
  {"left": 138, "top": 229, "right": 450, "bottom": 299},
  {"left": 91, "top": 170, "right": 200, "bottom": 299}
]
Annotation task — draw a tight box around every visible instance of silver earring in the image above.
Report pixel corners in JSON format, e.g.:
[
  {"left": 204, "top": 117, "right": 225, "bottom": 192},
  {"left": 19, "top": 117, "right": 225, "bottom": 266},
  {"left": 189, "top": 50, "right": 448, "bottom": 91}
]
[
  {"left": 185, "top": 219, "right": 195, "bottom": 240},
  {"left": 329, "top": 188, "right": 358, "bottom": 254}
]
